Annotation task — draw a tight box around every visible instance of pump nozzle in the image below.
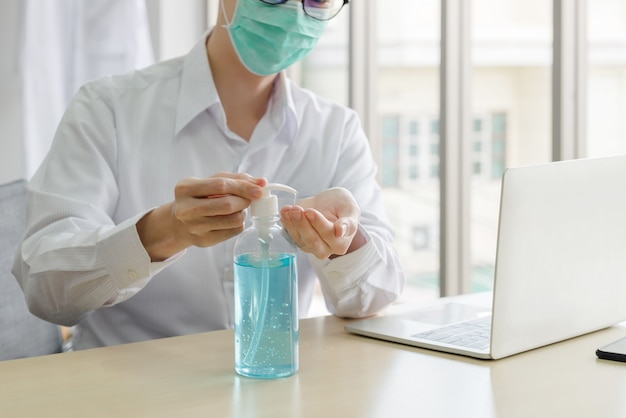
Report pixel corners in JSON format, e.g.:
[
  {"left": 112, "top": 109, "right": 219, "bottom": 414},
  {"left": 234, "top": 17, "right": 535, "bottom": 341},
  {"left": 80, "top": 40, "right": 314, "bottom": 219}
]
[{"left": 250, "top": 183, "right": 297, "bottom": 218}]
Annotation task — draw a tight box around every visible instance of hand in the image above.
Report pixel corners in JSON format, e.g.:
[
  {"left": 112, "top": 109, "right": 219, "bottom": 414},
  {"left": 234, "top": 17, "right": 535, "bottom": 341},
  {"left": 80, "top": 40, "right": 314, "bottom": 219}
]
[
  {"left": 280, "top": 187, "right": 365, "bottom": 260},
  {"left": 137, "top": 172, "right": 266, "bottom": 261}
]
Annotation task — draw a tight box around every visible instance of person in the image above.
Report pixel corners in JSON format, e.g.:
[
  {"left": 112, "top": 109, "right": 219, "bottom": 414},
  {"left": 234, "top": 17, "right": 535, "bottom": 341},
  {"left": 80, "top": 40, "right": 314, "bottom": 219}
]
[{"left": 12, "top": 0, "right": 405, "bottom": 350}]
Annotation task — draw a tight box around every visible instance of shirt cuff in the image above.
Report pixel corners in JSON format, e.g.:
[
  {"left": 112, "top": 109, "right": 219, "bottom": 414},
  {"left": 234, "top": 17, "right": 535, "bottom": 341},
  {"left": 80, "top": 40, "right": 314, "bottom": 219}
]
[
  {"left": 98, "top": 211, "right": 184, "bottom": 305},
  {"left": 308, "top": 230, "right": 382, "bottom": 293}
]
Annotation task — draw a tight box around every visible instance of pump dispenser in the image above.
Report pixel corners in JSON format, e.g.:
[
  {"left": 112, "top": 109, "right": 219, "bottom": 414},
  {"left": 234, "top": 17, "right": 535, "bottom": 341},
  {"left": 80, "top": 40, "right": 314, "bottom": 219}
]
[{"left": 233, "top": 183, "right": 298, "bottom": 378}]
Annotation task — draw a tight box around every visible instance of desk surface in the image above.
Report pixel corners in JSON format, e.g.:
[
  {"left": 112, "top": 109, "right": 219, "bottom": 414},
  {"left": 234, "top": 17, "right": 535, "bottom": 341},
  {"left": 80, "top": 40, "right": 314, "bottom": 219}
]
[{"left": 2, "top": 310, "right": 626, "bottom": 418}]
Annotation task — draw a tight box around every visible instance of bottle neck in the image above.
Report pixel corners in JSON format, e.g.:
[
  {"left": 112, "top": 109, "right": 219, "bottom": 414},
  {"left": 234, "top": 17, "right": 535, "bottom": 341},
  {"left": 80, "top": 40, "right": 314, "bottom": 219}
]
[
  {"left": 252, "top": 215, "right": 279, "bottom": 247},
  {"left": 252, "top": 215, "right": 279, "bottom": 225}
]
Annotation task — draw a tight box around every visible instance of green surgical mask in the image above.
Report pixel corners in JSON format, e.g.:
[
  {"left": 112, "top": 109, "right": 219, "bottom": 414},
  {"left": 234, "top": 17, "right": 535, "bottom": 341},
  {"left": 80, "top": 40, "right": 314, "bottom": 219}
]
[{"left": 222, "top": 0, "right": 328, "bottom": 76}]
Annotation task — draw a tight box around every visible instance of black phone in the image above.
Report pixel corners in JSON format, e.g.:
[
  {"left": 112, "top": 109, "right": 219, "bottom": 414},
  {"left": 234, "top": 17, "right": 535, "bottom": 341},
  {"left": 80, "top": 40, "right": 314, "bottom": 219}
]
[{"left": 596, "top": 336, "right": 626, "bottom": 363}]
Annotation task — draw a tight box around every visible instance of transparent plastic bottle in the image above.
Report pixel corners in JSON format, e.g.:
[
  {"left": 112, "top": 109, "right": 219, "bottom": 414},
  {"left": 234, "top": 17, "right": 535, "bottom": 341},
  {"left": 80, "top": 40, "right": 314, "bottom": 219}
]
[{"left": 233, "top": 184, "right": 298, "bottom": 378}]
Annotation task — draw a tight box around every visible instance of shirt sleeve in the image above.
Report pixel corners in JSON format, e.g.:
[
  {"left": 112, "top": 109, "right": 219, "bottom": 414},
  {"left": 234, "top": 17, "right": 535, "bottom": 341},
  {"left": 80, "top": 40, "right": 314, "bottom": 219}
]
[
  {"left": 11, "top": 82, "right": 178, "bottom": 327},
  {"left": 307, "top": 227, "right": 405, "bottom": 318},
  {"left": 306, "top": 109, "right": 406, "bottom": 318}
]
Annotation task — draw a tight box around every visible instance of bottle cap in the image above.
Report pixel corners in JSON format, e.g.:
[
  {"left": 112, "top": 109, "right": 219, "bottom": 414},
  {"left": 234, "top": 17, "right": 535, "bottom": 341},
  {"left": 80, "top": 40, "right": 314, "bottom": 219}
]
[{"left": 250, "top": 183, "right": 297, "bottom": 217}]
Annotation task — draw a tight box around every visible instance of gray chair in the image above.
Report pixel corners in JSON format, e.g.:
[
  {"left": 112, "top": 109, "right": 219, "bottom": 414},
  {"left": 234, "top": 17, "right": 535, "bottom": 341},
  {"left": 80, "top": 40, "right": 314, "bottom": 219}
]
[{"left": 0, "top": 179, "right": 63, "bottom": 360}]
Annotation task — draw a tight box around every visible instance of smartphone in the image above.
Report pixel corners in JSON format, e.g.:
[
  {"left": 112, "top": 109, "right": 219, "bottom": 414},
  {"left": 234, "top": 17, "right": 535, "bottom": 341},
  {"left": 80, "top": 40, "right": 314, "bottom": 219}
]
[{"left": 596, "top": 336, "right": 626, "bottom": 363}]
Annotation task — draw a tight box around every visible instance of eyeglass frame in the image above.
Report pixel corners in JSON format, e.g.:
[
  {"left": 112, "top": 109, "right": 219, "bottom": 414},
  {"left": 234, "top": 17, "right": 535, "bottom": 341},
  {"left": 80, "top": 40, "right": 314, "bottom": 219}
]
[{"left": 258, "top": 0, "right": 350, "bottom": 21}]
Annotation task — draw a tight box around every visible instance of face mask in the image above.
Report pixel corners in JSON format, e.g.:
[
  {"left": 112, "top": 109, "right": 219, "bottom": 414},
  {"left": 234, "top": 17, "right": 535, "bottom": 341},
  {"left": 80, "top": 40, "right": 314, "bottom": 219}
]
[{"left": 221, "top": 0, "right": 328, "bottom": 76}]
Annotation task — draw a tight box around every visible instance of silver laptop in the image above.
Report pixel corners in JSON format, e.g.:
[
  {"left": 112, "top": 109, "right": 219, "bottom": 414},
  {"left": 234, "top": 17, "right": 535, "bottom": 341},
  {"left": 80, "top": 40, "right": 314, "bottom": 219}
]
[{"left": 346, "top": 155, "right": 626, "bottom": 359}]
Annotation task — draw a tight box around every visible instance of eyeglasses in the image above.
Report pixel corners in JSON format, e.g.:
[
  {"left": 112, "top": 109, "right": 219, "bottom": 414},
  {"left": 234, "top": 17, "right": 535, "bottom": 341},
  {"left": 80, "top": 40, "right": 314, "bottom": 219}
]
[{"left": 259, "top": 0, "right": 349, "bottom": 21}]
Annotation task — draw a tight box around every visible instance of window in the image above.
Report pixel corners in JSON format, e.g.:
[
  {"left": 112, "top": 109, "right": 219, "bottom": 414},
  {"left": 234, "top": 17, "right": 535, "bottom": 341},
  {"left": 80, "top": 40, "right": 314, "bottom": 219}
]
[
  {"left": 299, "top": 5, "right": 350, "bottom": 105},
  {"left": 295, "top": 0, "right": 606, "bottom": 301},
  {"left": 409, "top": 120, "right": 420, "bottom": 137},
  {"left": 382, "top": 116, "right": 401, "bottom": 139},
  {"left": 149, "top": 0, "right": 616, "bottom": 313},
  {"left": 470, "top": 0, "right": 552, "bottom": 291},
  {"left": 587, "top": 0, "right": 626, "bottom": 157},
  {"left": 375, "top": 0, "right": 441, "bottom": 302}
]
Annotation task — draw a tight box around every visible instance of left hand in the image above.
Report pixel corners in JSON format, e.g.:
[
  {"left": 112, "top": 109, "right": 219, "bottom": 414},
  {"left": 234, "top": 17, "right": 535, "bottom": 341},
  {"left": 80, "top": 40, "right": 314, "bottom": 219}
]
[{"left": 280, "top": 187, "right": 365, "bottom": 260}]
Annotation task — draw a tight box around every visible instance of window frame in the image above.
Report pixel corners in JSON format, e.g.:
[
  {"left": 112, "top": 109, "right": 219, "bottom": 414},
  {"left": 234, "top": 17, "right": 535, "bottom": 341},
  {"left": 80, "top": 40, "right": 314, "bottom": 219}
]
[
  {"left": 347, "top": 0, "right": 588, "bottom": 296},
  {"left": 201, "top": 0, "right": 589, "bottom": 297}
]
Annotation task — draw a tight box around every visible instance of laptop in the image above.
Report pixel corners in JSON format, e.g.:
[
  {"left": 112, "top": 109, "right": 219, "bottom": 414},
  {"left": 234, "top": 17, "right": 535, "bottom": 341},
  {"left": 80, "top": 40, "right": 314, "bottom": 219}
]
[{"left": 345, "top": 155, "right": 626, "bottom": 359}]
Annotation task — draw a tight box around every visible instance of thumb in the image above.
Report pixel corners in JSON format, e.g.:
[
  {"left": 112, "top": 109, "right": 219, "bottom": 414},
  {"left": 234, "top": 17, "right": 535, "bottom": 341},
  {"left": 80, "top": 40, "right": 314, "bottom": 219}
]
[{"left": 334, "top": 218, "right": 356, "bottom": 239}]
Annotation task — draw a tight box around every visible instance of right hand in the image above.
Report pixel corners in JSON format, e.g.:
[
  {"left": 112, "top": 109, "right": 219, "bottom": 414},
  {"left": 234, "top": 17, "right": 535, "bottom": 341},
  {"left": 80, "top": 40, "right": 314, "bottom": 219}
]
[{"left": 137, "top": 172, "right": 266, "bottom": 261}]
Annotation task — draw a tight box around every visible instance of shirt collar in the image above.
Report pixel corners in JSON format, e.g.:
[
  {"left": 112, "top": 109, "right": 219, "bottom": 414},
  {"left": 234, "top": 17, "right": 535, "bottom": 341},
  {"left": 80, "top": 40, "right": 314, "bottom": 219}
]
[
  {"left": 174, "top": 32, "right": 220, "bottom": 136},
  {"left": 266, "top": 72, "right": 299, "bottom": 144},
  {"left": 174, "top": 31, "right": 299, "bottom": 141}
]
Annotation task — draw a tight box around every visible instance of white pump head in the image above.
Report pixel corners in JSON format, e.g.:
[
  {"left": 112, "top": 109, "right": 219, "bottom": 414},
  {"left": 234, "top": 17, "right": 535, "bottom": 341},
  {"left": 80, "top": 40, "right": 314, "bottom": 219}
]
[{"left": 250, "top": 183, "right": 297, "bottom": 218}]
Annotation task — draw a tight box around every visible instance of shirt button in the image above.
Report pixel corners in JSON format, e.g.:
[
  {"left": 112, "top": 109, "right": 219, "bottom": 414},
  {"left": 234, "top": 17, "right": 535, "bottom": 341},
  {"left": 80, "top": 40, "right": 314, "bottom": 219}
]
[
  {"left": 328, "top": 271, "right": 341, "bottom": 280},
  {"left": 128, "top": 270, "right": 139, "bottom": 280}
]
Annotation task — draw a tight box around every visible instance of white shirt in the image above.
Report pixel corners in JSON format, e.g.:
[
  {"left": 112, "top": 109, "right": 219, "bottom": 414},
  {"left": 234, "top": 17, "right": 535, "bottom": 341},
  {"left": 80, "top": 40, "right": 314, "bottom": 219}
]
[{"left": 13, "top": 34, "right": 405, "bottom": 350}]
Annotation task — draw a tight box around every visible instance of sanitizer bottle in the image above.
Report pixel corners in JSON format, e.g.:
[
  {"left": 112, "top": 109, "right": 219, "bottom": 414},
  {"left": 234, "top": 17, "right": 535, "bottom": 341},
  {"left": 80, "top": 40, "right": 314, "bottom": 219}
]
[{"left": 233, "top": 183, "right": 298, "bottom": 379}]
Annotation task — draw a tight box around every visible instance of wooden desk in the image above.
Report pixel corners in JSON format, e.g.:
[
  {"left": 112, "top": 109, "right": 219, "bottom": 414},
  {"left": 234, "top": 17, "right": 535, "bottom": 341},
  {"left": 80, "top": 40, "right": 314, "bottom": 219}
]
[{"left": 2, "top": 314, "right": 626, "bottom": 418}]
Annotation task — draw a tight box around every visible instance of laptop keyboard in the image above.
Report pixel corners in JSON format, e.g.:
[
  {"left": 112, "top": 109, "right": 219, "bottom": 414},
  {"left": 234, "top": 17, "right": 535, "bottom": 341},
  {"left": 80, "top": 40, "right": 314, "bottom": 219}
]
[{"left": 411, "top": 316, "right": 492, "bottom": 350}]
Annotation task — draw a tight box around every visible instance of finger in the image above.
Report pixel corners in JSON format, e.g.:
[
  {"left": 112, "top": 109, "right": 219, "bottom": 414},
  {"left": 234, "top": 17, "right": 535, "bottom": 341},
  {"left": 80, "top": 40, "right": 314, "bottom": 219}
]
[
  {"left": 335, "top": 221, "right": 348, "bottom": 238},
  {"left": 172, "top": 202, "right": 247, "bottom": 248},
  {"left": 175, "top": 193, "right": 249, "bottom": 221},
  {"left": 334, "top": 217, "right": 357, "bottom": 239},
  {"left": 282, "top": 206, "right": 327, "bottom": 254},
  {"left": 300, "top": 210, "right": 336, "bottom": 258},
  {"left": 204, "top": 176, "right": 266, "bottom": 200},
  {"left": 187, "top": 211, "right": 247, "bottom": 235},
  {"left": 176, "top": 177, "right": 264, "bottom": 201},
  {"left": 211, "top": 172, "right": 267, "bottom": 184},
  {"left": 283, "top": 207, "right": 349, "bottom": 258},
  {"left": 302, "top": 210, "right": 335, "bottom": 242},
  {"left": 305, "top": 211, "right": 357, "bottom": 257},
  {"left": 218, "top": 173, "right": 268, "bottom": 192},
  {"left": 280, "top": 205, "right": 305, "bottom": 243},
  {"left": 198, "top": 195, "right": 252, "bottom": 217}
]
